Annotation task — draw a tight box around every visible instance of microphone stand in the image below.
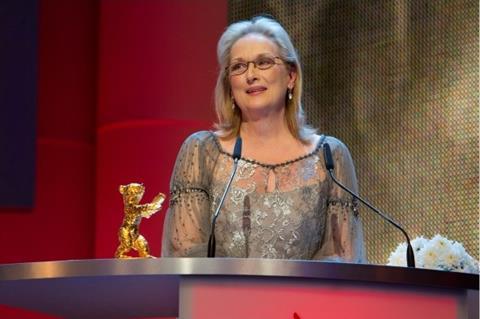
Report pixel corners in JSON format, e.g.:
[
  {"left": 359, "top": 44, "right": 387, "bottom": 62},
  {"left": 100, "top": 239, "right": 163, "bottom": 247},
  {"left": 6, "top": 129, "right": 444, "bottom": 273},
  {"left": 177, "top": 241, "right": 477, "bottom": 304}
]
[
  {"left": 207, "top": 158, "right": 240, "bottom": 257},
  {"left": 323, "top": 143, "right": 415, "bottom": 268},
  {"left": 207, "top": 137, "right": 242, "bottom": 258}
]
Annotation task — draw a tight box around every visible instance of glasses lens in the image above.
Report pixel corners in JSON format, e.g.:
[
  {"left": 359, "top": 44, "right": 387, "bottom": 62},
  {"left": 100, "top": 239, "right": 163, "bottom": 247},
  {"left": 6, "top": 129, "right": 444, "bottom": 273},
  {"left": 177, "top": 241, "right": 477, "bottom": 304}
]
[
  {"left": 255, "top": 57, "right": 276, "bottom": 70},
  {"left": 229, "top": 62, "right": 246, "bottom": 75},
  {"left": 228, "top": 57, "right": 278, "bottom": 75}
]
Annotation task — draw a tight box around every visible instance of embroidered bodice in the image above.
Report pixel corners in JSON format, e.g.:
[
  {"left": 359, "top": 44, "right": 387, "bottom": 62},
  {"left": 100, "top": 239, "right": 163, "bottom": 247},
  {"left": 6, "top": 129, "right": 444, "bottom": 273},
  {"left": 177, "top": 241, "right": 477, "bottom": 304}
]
[{"left": 161, "top": 131, "right": 366, "bottom": 262}]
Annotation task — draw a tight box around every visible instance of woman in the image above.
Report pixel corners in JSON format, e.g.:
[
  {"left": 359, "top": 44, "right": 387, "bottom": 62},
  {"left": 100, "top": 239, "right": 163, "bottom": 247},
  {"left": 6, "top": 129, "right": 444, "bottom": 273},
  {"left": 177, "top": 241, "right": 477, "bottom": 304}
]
[{"left": 161, "top": 16, "right": 366, "bottom": 262}]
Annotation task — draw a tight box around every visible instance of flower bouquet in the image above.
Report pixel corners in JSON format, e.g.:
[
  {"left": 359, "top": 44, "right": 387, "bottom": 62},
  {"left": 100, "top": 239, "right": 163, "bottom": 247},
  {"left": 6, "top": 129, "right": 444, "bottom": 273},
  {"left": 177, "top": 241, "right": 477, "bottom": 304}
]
[{"left": 387, "top": 234, "right": 479, "bottom": 273}]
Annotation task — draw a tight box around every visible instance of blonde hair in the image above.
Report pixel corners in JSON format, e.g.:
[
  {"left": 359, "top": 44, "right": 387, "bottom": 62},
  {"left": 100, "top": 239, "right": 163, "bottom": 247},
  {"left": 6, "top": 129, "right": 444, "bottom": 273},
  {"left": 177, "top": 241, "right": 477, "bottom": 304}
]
[{"left": 214, "top": 16, "right": 315, "bottom": 143}]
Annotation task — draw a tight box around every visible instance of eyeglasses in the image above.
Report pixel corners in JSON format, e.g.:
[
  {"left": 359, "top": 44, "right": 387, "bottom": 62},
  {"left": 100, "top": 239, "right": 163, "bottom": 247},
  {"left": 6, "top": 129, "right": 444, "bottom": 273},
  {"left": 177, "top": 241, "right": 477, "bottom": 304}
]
[{"left": 226, "top": 56, "right": 283, "bottom": 76}]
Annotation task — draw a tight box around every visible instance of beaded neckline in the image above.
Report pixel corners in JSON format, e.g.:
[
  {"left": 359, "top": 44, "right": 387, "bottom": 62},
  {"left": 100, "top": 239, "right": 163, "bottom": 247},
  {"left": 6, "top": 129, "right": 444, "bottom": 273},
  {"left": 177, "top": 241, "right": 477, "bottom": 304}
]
[{"left": 210, "top": 131, "right": 325, "bottom": 169}]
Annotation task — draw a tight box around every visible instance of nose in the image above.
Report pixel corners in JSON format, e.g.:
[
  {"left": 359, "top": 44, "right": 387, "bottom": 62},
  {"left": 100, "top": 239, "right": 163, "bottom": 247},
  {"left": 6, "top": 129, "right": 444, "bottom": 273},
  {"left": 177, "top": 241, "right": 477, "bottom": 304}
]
[{"left": 245, "top": 62, "right": 258, "bottom": 83}]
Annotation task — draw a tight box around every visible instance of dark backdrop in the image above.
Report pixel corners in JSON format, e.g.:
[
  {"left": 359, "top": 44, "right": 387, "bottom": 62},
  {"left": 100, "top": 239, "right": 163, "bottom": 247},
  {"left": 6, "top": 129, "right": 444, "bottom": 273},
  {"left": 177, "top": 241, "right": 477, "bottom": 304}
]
[{"left": 0, "top": 0, "right": 37, "bottom": 207}]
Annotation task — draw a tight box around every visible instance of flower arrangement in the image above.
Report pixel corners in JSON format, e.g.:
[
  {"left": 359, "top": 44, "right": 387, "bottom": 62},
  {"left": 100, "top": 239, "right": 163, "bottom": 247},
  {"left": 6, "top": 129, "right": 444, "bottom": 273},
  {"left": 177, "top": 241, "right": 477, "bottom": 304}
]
[{"left": 387, "top": 235, "right": 479, "bottom": 273}]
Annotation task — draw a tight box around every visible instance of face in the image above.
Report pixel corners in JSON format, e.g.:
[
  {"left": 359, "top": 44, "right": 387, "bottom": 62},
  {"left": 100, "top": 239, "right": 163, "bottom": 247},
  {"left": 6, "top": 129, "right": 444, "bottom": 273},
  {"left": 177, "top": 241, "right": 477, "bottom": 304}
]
[{"left": 228, "top": 33, "right": 296, "bottom": 116}]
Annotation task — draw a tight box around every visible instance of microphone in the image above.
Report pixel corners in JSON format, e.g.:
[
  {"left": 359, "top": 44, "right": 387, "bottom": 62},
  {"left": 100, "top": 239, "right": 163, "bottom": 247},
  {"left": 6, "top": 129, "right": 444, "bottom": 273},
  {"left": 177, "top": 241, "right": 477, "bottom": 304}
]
[
  {"left": 207, "top": 136, "right": 242, "bottom": 257},
  {"left": 233, "top": 136, "right": 242, "bottom": 160},
  {"left": 323, "top": 143, "right": 415, "bottom": 268}
]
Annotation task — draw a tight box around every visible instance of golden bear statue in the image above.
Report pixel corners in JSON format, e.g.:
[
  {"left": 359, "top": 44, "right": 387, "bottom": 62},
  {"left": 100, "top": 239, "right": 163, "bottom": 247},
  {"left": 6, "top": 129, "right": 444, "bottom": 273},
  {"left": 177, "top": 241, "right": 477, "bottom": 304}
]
[{"left": 115, "top": 183, "right": 165, "bottom": 258}]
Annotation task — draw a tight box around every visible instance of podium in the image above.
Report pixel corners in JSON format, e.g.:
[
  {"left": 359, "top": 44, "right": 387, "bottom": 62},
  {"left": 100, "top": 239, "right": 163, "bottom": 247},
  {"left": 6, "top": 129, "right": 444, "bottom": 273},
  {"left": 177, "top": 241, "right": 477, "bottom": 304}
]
[{"left": 0, "top": 258, "right": 478, "bottom": 318}]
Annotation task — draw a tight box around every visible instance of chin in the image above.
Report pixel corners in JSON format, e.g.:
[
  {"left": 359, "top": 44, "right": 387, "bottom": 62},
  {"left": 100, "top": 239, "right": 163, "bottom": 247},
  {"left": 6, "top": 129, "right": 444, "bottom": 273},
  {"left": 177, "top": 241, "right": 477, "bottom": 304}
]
[
  {"left": 241, "top": 97, "right": 270, "bottom": 108},
  {"left": 242, "top": 103, "right": 272, "bottom": 111}
]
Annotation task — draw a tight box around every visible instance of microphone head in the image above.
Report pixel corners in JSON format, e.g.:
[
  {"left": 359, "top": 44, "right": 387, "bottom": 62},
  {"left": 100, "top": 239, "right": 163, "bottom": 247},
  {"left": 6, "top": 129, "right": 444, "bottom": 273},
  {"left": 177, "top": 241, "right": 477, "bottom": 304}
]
[
  {"left": 323, "top": 142, "right": 335, "bottom": 170},
  {"left": 233, "top": 136, "right": 242, "bottom": 160}
]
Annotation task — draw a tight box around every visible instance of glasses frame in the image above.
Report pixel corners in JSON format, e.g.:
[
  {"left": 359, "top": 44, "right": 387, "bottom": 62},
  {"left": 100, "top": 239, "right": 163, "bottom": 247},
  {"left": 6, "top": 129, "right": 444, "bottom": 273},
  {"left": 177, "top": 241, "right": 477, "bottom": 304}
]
[{"left": 226, "top": 56, "right": 284, "bottom": 76}]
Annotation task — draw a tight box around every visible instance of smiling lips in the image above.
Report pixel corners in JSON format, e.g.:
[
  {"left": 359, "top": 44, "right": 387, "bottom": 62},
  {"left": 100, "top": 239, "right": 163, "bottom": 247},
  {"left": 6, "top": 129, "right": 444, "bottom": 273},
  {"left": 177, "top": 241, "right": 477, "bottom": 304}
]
[{"left": 246, "top": 86, "right": 267, "bottom": 95}]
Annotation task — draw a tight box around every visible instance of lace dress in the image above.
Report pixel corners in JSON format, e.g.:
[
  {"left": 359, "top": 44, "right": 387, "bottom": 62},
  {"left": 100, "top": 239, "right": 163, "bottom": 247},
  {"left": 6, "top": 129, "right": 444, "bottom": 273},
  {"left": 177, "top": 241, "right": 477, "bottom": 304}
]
[{"left": 161, "top": 131, "right": 366, "bottom": 262}]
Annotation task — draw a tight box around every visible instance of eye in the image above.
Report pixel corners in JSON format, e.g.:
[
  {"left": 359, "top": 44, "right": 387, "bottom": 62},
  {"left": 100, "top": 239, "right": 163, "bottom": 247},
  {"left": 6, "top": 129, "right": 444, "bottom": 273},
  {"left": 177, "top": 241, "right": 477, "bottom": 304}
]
[
  {"left": 256, "top": 57, "right": 275, "bottom": 68},
  {"left": 229, "top": 62, "right": 246, "bottom": 73}
]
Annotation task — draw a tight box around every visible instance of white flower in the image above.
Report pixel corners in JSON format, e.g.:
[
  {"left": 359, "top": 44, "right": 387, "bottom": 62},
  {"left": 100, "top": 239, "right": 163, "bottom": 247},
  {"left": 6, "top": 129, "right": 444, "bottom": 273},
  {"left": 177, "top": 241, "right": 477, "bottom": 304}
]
[
  {"left": 421, "top": 249, "right": 439, "bottom": 269},
  {"left": 387, "top": 242, "right": 407, "bottom": 266},
  {"left": 387, "top": 235, "right": 479, "bottom": 274},
  {"left": 451, "top": 241, "right": 467, "bottom": 256},
  {"left": 411, "top": 236, "right": 428, "bottom": 252},
  {"left": 464, "top": 255, "right": 480, "bottom": 273}
]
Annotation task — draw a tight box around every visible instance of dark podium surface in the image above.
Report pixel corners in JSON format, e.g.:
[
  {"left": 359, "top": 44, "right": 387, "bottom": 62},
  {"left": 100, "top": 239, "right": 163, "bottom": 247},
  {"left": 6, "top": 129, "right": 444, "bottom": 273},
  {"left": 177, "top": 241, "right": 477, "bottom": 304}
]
[{"left": 0, "top": 258, "right": 478, "bottom": 318}]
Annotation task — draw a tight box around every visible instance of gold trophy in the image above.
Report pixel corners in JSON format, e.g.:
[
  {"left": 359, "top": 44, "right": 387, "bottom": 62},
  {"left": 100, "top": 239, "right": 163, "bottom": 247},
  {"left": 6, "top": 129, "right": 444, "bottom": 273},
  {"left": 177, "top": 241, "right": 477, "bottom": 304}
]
[{"left": 115, "top": 183, "right": 165, "bottom": 258}]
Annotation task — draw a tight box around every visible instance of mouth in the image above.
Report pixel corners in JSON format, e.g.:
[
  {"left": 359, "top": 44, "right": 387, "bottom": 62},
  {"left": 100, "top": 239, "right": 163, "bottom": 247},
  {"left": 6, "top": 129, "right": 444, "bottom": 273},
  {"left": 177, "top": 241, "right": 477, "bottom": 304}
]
[{"left": 246, "top": 86, "right": 267, "bottom": 95}]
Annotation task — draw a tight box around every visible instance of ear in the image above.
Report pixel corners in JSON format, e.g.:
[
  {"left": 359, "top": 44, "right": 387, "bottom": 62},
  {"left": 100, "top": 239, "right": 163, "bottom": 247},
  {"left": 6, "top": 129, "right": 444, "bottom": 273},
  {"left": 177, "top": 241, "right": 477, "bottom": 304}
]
[{"left": 287, "top": 66, "right": 297, "bottom": 89}]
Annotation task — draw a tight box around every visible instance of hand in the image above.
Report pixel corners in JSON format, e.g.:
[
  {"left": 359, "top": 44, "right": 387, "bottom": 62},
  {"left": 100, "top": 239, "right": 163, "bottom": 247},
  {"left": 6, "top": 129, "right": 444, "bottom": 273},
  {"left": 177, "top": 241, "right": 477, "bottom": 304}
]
[{"left": 153, "top": 193, "right": 166, "bottom": 206}]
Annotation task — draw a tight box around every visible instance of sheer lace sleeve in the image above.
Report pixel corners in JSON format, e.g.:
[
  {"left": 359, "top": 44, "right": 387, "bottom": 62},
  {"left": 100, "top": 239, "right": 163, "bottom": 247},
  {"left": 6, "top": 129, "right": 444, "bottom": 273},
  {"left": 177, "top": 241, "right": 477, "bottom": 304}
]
[
  {"left": 314, "top": 137, "right": 367, "bottom": 263},
  {"left": 161, "top": 131, "right": 217, "bottom": 257}
]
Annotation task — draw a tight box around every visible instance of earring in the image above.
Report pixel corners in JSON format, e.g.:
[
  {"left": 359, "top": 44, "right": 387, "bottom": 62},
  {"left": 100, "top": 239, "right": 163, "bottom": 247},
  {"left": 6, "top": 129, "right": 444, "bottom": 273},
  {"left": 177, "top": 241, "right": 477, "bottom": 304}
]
[
  {"left": 288, "top": 88, "right": 293, "bottom": 100},
  {"left": 231, "top": 97, "right": 236, "bottom": 110}
]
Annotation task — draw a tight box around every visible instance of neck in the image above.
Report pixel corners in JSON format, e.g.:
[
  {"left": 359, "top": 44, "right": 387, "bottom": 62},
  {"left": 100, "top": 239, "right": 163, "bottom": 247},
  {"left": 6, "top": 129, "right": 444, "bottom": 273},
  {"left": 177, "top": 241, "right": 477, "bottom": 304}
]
[{"left": 239, "top": 107, "right": 292, "bottom": 143}]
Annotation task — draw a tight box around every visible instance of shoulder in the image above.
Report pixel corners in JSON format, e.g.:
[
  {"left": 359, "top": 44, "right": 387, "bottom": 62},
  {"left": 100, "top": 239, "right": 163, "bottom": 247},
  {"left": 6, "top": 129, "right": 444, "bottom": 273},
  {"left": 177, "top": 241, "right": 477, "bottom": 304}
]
[
  {"left": 170, "top": 131, "right": 218, "bottom": 188},
  {"left": 321, "top": 135, "right": 356, "bottom": 170},
  {"left": 322, "top": 135, "right": 351, "bottom": 154},
  {"left": 178, "top": 130, "right": 220, "bottom": 160},
  {"left": 306, "top": 133, "right": 347, "bottom": 150},
  {"left": 182, "top": 130, "right": 215, "bottom": 145},
  {"left": 180, "top": 130, "right": 218, "bottom": 151}
]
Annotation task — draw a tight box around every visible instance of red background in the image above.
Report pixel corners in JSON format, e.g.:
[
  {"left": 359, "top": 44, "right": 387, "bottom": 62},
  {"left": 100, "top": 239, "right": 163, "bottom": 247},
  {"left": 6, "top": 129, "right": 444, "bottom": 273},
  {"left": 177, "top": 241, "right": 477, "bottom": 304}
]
[{"left": 0, "top": 0, "right": 225, "bottom": 317}]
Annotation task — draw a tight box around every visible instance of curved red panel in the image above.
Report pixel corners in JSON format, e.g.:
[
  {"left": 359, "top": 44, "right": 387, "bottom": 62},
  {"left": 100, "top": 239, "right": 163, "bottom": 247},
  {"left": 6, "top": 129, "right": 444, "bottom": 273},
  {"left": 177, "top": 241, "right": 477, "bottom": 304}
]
[
  {"left": 96, "top": 0, "right": 227, "bottom": 257},
  {"left": 0, "top": 140, "right": 94, "bottom": 263}
]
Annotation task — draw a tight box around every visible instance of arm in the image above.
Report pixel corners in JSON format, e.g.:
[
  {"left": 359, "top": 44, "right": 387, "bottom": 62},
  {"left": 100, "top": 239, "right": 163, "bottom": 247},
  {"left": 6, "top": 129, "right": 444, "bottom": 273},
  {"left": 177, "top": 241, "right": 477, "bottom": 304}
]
[
  {"left": 161, "top": 132, "right": 214, "bottom": 257},
  {"left": 139, "top": 193, "right": 165, "bottom": 218},
  {"left": 314, "top": 137, "right": 367, "bottom": 263}
]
